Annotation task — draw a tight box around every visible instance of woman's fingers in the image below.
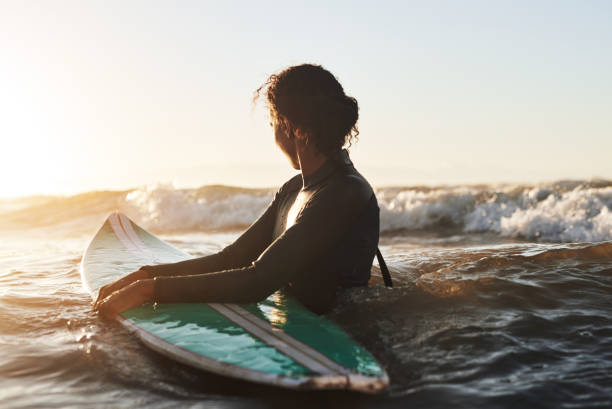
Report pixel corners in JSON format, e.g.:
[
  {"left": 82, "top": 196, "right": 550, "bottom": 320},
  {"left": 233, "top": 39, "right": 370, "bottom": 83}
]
[
  {"left": 93, "top": 267, "right": 152, "bottom": 307},
  {"left": 96, "top": 278, "right": 127, "bottom": 303},
  {"left": 96, "top": 279, "right": 155, "bottom": 319},
  {"left": 96, "top": 283, "right": 117, "bottom": 303},
  {"left": 93, "top": 292, "right": 110, "bottom": 311}
]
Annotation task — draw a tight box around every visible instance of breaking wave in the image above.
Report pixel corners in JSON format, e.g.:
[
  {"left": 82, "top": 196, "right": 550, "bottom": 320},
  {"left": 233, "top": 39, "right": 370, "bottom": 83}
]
[
  {"left": 377, "top": 180, "right": 612, "bottom": 242},
  {"left": 2, "top": 180, "right": 612, "bottom": 242}
]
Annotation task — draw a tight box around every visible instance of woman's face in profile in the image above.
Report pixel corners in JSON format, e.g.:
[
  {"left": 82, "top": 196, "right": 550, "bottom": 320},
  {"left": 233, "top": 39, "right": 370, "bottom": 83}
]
[{"left": 271, "top": 116, "right": 300, "bottom": 170}]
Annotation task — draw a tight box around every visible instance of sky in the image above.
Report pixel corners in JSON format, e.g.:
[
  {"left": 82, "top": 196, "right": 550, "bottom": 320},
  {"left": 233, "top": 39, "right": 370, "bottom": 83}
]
[{"left": 1, "top": 0, "right": 611, "bottom": 197}]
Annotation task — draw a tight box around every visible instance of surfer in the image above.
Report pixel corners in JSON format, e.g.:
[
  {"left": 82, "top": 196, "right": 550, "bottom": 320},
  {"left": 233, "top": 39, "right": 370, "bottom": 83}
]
[{"left": 95, "top": 64, "right": 381, "bottom": 317}]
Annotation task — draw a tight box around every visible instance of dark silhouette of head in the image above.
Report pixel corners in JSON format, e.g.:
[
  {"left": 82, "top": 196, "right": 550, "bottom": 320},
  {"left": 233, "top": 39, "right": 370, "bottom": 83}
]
[{"left": 254, "top": 64, "right": 359, "bottom": 156}]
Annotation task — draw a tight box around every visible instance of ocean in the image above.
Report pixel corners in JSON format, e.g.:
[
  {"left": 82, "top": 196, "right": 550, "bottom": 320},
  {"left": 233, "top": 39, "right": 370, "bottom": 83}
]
[{"left": 1, "top": 180, "right": 611, "bottom": 408}]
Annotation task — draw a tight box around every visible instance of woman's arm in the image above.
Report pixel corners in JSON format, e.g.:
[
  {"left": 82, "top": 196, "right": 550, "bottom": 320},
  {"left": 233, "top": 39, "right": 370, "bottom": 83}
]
[
  {"left": 95, "top": 192, "right": 279, "bottom": 304},
  {"left": 151, "top": 194, "right": 279, "bottom": 278},
  {"left": 153, "top": 177, "right": 373, "bottom": 303}
]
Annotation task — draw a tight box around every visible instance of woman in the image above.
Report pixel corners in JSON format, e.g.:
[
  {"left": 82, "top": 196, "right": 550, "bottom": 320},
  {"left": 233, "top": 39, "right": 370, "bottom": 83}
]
[{"left": 94, "top": 63, "right": 381, "bottom": 317}]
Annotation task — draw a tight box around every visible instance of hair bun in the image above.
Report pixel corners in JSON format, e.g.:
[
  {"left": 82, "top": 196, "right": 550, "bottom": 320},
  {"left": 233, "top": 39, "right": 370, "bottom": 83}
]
[{"left": 254, "top": 64, "right": 360, "bottom": 154}]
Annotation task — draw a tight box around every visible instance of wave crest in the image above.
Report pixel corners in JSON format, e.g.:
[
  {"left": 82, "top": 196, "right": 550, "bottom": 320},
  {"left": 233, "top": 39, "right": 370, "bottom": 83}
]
[
  {"left": 2, "top": 180, "right": 612, "bottom": 242},
  {"left": 122, "top": 184, "right": 273, "bottom": 232}
]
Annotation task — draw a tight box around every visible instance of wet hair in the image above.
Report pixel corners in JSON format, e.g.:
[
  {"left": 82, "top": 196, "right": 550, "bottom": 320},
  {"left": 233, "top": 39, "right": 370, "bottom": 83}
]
[{"left": 254, "top": 64, "right": 359, "bottom": 155}]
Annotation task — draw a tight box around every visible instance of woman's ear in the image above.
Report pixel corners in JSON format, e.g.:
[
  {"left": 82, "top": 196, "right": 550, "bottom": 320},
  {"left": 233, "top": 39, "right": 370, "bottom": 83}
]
[{"left": 293, "top": 127, "right": 310, "bottom": 145}]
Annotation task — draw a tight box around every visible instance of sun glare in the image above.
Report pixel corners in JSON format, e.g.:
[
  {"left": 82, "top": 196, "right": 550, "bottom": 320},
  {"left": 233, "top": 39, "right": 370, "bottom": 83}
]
[{"left": 0, "top": 78, "right": 70, "bottom": 198}]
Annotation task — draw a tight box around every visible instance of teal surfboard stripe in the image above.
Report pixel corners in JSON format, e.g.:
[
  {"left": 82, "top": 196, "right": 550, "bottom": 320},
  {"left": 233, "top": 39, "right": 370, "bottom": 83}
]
[
  {"left": 242, "top": 295, "right": 384, "bottom": 377},
  {"left": 209, "top": 302, "right": 350, "bottom": 375},
  {"left": 121, "top": 304, "right": 312, "bottom": 377}
]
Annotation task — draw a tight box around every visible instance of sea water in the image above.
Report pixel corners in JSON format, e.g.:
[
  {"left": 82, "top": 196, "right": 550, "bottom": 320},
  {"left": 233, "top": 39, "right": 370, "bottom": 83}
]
[{"left": 1, "top": 181, "right": 611, "bottom": 408}]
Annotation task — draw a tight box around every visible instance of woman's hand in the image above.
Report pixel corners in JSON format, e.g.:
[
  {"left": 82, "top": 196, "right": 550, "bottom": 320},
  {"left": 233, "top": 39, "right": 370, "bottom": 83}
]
[
  {"left": 94, "top": 279, "right": 155, "bottom": 319},
  {"left": 94, "top": 266, "right": 153, "bottom": 306}
]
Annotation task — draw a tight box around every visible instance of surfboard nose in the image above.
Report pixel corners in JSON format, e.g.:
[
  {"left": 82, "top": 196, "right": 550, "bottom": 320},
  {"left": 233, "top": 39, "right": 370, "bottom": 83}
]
[{"left": 106, "top": 211, "right": 127, "bottom": 221}]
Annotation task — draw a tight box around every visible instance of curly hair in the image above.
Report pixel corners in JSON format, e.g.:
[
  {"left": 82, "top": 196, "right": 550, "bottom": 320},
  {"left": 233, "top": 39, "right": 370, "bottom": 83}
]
[{"left": 253, "top": 64, "right": 359, "bottom": 155}]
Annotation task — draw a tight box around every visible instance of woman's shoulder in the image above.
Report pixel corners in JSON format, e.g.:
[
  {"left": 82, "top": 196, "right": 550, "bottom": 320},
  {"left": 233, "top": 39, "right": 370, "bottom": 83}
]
[
  {"left": 320, "top": 167, "right": 374, "bottom": 209},
  {"left": 339, "top": 172, "right": 374, "bottom": 200}
]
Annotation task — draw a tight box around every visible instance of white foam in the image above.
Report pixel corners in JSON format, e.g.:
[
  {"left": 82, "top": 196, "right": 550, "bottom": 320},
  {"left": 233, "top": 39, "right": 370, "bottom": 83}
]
[
  {"left": 121, "top": 183, "right": 273, "bottom": 232},
  {"left": 498, "top": 187, "right": 612, "bottom": 242},
  {"left": 376, "top": 184, "right": 612, "bottom": 242},
  {"left": 3, "top": 180, "right": 611, "bottom": 243},
  {"left": 377, "top": 187, "right": 479, "bottom": 231}
]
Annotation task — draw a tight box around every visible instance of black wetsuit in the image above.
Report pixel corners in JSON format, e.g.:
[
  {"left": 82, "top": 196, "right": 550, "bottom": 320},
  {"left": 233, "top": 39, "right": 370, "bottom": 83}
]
[{"left": 151, "top": 149, "right": 379, "bottom": 313}]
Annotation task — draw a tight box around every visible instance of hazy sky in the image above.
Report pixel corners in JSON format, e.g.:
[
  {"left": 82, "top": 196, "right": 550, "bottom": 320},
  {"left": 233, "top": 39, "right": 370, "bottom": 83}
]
[{"left": 1, "top": 0, "right": 611, "bottom": 197}]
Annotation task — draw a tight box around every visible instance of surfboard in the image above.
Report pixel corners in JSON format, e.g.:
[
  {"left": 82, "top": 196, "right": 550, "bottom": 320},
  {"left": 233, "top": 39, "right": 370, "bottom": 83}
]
[{"left": 80, "top": 212, "right": 389, "bottom": 393}]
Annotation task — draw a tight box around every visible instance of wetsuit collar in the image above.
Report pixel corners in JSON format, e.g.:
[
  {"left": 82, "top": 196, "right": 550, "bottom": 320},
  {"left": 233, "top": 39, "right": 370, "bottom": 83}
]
[{"left": 303, "top": 149, "right": 353, "bottom": 189}]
